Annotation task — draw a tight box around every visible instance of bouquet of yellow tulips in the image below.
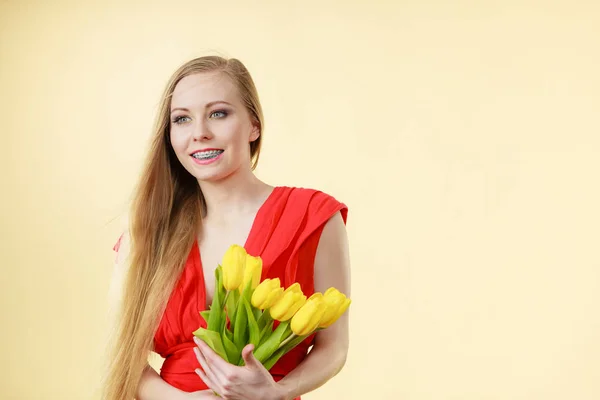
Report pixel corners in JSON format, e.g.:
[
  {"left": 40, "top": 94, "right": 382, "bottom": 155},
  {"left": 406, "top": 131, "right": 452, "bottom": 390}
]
[{"left": 193, "top": 244, "right": 351, "bottom": 370}]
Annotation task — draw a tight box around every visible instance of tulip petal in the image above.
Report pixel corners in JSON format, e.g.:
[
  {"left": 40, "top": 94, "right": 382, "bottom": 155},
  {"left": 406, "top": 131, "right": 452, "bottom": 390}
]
[
  {"left": 319, "top": 288, "right": 351, "bottom": 328},
  {"left": 240, "top": 254, "right": 262, "bottom": 294},
  {"left": 270, "top": 291, "right": 306, "bottom": 321},
  {"left": 290, "top": 293, "right": 326, "bottom": 336},
  {"left": 252, "top": 278, "right": 284, "bottom": 310},
  {"left": 222, "top": 245, "right": 246, "bottom": 291}
]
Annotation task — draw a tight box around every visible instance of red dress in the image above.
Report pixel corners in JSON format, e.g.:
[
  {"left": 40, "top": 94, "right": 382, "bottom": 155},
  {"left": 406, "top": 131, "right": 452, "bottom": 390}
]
[{"left": 113, "top": 186, "right": 348, "bottom": 398}]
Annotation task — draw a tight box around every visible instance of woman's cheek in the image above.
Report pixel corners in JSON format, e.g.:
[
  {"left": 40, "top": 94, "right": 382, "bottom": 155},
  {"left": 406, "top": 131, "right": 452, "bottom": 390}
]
[{"left": 170, "top": 131, "right": 187, "bottom": 154}]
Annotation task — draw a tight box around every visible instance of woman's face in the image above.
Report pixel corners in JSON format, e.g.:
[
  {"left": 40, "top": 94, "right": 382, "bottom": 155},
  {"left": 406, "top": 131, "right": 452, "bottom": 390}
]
[{"left": 169, "top": 71, "right": 259, "bottom": 183}]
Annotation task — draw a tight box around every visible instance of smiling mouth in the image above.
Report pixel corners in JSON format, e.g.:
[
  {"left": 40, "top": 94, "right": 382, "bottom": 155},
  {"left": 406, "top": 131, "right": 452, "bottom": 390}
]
[{"left": 191, "top": 149, "right": 224, "bottom": 160}]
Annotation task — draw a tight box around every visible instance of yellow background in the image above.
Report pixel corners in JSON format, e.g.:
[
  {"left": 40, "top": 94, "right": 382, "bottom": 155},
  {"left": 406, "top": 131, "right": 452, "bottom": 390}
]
[{"left": 2, "top": 1, "right": 599, "bottom": 399}]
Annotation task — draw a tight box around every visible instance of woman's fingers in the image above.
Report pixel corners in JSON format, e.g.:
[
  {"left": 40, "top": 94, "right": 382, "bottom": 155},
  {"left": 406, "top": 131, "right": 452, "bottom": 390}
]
[
  {"left": 193, "top": 370, "right": 221, "bottom": 399},
  {"left": 195, "top": 338, "right": 235, "bottom": 381},
  {"left": 193, "top": 347, "right": 224, "bottom": 394},
  {"left": 240, "top": 344, "right": 264, "bottom": 372}
]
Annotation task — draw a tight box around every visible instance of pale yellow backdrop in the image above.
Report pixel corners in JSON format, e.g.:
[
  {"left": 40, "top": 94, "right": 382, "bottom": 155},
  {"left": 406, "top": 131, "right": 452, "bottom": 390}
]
[{"left": 1, "top": 1, "right": 599, "bottom": 399}]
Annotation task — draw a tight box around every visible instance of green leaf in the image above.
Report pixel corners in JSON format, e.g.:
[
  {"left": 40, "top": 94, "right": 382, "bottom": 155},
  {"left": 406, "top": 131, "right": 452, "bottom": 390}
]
[
  {"left": 258, "top": 319, "right": 274, "bottom": 347},
  {"left": 226, "top": 288, "right": 239, "bottom": 334},
  {"left": 233, "top": 291, "right": 249, "bottom": 350},
  {"left": 218, "top": 265, "right": 226, "bottom": 301},
  {"left": 207, "top": 267, "right": 224, "bottom": 332},
  {"left": 243, "top": 296, "right": 260, "bottom": 348},
  {"left": 221, "top": 323, "right": 241, "bottom": 365},
  {"left": 262, "top": 347, "right": 285, "bottom": 371},
  {"left": 256, "top": 308, "right": 272, "bottom": 331},
  {"left": 199, "top": 310, "right": 211, "bottom": 325},
  {"left": 262, "top": 334, "right": 309, "bottom": 371},
  {"left": 252, "top": 321, "right": 291, "bottom": 364},
  {"left": 207, "top": 289, "right": 222, "bottom": 332},
  {"left": 254, "top": 307, "right": 262, "bottom": 324},
  {"left": 192, "top": 327, "right": 229, "bottom": 362},
  {"left": 224, "top": 324, "right": 233, "bottom": 341},
  {"left": 240, "top": 279, "right": 252, "bottom": 302}
]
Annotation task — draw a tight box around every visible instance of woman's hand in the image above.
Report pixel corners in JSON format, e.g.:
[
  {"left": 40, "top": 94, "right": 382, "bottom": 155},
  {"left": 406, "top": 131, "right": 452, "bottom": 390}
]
[{"left": 193, "top": 337, "right": 287, "bottom": 400}]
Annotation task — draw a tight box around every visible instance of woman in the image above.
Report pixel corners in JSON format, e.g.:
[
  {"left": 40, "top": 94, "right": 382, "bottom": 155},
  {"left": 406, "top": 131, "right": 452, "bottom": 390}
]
[{"left": 102, "top": 55, "right": 351, "bottom": 400}]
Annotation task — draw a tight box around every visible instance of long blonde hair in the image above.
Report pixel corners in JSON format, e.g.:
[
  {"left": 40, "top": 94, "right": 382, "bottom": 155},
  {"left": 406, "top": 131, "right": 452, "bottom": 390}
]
[{"left": 102, "top": 55, "right": 265, "bottom": 400}]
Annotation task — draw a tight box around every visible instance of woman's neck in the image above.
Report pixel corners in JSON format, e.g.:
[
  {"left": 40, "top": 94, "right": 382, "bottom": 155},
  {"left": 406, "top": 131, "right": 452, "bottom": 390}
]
[{"left": 198, "top": 173, "right": 273, "bottom": 224}]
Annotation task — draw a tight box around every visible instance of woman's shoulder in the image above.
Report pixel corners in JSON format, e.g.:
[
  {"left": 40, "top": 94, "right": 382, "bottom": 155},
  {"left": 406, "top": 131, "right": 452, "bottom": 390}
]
[
  {"left": 279, "top": 185, "right": 346, "bottom": 203},
  {"left": 277, "top": 185, "right": 348, "bottom": 223}
]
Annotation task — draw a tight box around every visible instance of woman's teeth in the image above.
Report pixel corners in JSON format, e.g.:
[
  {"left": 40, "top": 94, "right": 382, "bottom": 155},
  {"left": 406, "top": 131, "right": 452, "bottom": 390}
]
[{"left": 192, "top": 150, "right": 223, "bottom": 160}]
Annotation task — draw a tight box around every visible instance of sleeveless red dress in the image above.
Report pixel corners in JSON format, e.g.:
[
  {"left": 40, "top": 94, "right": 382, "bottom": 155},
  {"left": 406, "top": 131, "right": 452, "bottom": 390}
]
[{"left": 113, "top": 186, "right": 348, "bottom": 398}]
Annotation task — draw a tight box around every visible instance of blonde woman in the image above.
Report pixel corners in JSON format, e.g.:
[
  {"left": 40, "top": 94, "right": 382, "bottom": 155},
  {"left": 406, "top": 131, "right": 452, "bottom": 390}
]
[{"left": 102, "top": 56, "right": 351, "bottom": 400}]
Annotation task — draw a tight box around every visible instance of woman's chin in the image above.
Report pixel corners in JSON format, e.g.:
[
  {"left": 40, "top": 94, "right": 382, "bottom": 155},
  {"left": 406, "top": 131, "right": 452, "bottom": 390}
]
[{"left": 191, "top": 169, "right": 231, "bottom": 184}]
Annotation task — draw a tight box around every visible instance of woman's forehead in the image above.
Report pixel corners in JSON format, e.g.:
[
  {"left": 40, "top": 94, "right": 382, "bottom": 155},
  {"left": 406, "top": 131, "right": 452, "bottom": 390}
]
[{"left": 172, "top": 72, "right": 239, "bottom": 108}]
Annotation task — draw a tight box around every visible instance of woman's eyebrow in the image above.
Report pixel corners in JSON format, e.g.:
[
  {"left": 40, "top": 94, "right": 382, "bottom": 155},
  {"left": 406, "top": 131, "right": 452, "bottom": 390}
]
[{"left": 170, "top": 100, "right": 233, "bottom": 114}]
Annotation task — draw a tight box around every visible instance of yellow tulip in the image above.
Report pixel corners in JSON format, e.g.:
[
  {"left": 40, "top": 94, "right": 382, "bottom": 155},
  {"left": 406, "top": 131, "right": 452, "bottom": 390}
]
[
  {"left": 269, "top": 283, "right": 306, "bottom": 321},
  {"left": 291, "top": 293, "right": 326, "bottom": 336},
  {"left": 284, "top": 282, "right": 302, "bottom": 294},
  {"left": 221, "top": 244, "right": 247, "bottom": 291},
  {"left": 251, "top": 278, "right": 284, "bottom": 309},
  {"left": 240, "top": 253, "right": 263, "bottom": 293},
  {"left": 318, "top": 287, "right": 351, "bottom": 328}
]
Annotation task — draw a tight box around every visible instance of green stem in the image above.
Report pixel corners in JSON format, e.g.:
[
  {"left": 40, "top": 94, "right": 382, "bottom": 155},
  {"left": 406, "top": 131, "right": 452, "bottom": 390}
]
[
  {"left": 278, "top": 333, "right": 297, "bottom": 350},
  {"left": 222, "top": 291, "right": 230, "bottom": 312}
]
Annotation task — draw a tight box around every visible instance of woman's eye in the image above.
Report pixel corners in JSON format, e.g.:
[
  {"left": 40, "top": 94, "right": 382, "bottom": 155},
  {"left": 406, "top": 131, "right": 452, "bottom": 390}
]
[
  {"left": 210, "top": 110, "right": 228, "bottom": 119},
  {"left": 172, "top": 116, "right": 190, "bottom": 124},
  {"left": 172, "top": 111, "right": 227, "bottom": 124}
]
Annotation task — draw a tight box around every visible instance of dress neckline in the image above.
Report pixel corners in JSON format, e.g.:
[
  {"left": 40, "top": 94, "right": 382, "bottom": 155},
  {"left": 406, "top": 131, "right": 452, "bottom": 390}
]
[{"left": 193, "top": 185, "right": 282, "bottom": 311}]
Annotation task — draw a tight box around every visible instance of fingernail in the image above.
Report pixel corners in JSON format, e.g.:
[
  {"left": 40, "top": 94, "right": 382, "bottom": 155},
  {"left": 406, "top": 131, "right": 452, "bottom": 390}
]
[{"left": 194, "top": 337, "right": 199, "bottom": 345}]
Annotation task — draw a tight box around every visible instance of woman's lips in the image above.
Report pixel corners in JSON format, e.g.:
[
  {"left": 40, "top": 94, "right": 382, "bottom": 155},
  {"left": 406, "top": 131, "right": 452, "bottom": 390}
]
[{"left": 191, "top": 151, "right": 224, "bottom": 165}]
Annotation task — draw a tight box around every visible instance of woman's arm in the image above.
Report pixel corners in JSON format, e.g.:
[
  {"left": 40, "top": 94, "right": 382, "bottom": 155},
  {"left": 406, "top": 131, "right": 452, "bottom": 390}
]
[
  {"left": 276, "top": 211, "right": 352, "bottom": 399},
  {"left": 137, "top": 364, "right": 193, "bottom": 400},
  {"left": 138, "top": 364, "right": 217, "bottom": 399}
]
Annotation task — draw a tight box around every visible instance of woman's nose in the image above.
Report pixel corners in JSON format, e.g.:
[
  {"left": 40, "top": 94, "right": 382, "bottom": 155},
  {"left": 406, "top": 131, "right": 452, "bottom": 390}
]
[{"left": 192, "top": 121, "right": 213, "bottom": 141}]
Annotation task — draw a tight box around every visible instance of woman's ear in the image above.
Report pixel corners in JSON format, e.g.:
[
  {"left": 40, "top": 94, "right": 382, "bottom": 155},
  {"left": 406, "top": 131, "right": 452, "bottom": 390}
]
[{"left": 249, "top": 123, "right": 261, "bottom": 142}]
